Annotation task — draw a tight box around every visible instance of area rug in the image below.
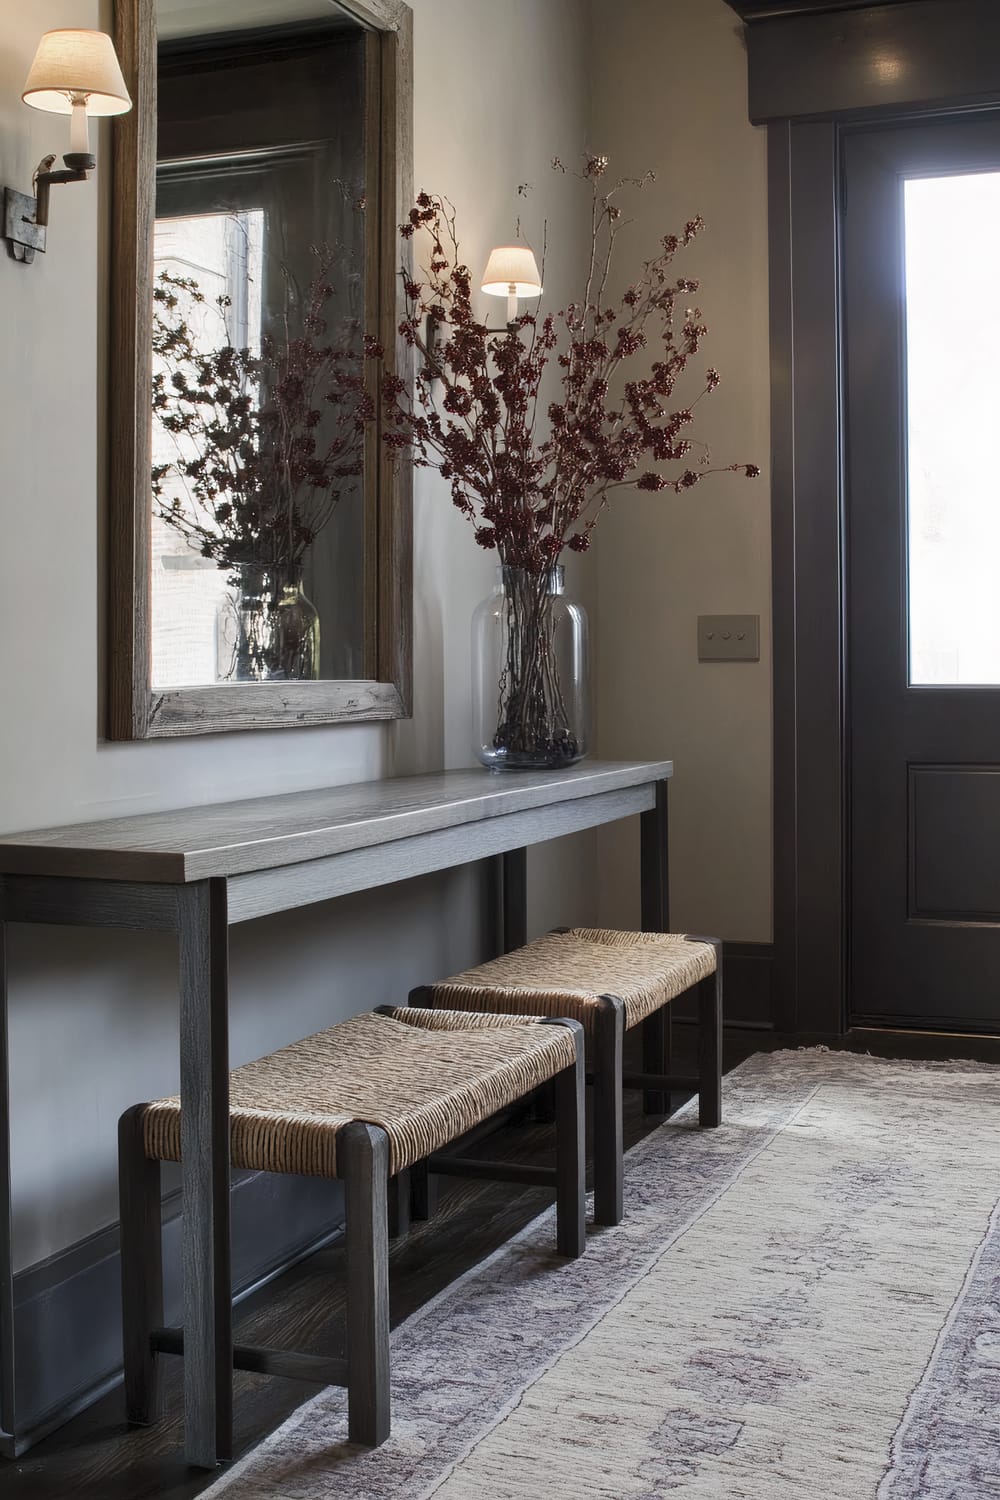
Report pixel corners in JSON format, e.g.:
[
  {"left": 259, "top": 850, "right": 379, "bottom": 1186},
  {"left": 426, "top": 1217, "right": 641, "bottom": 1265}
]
[{"left": 203, "top": 1048, "right": 1000, "bottom": 1499}]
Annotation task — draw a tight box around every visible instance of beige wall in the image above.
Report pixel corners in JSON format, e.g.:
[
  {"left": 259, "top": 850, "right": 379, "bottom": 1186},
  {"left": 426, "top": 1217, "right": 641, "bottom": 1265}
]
[
  {"left": 0, "top": 0, "right": 593, "bottom": 1269},
  {"left": 589, "top": 0, "right": 772, "bottom": 943},
  {"left": 0, "top": 0, "right": 771, "bottom": 1274}
]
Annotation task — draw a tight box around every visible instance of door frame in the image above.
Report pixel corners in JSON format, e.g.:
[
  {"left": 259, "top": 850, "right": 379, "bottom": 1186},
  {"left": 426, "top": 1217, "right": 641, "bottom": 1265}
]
[
  {"left": 742, "top": 0, "right": 1000, "bottom": 1036},
  {"left": 768, "top": 118, "right": 847, "bottom": 1037}
]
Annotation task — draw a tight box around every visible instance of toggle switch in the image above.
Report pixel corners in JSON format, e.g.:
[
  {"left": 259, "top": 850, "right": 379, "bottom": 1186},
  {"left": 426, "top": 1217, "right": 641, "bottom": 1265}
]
[{"left": 698, "top": 614, "right": 760, "bottom": 661}]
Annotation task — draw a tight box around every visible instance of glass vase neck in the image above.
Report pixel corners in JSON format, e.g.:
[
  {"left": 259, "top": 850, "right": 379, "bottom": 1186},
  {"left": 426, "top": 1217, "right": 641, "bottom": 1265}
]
[
  {"left": 231, "top": 562, "right": 304, "bottom": 595},
  {"left": 498, "top": 563, "right": 565, "bottom": 595}
]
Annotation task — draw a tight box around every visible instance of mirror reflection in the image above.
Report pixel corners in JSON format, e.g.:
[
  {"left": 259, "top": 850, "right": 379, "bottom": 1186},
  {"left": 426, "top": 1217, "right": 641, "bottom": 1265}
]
[{"left": 150, "top": 0, "right": 371, "bottom": 689}]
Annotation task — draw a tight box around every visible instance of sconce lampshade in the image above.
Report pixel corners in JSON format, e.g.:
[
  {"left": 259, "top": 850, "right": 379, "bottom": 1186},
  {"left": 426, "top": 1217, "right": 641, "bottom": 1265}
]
[
  {"left": 481, "top": 245, "right": 543, "bottom": 299},
  {"left": 22, "top": 30, "right": 132, "bottom": 116}
]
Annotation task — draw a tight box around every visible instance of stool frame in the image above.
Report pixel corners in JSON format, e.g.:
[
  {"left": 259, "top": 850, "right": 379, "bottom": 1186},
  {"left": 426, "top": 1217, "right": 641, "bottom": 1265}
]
[
  {"left": 410, "top": 932, "right": 722, "bottom": 1229},
  {"left": 118, "top": 1017, "right": 584, "bottom": 1452}
]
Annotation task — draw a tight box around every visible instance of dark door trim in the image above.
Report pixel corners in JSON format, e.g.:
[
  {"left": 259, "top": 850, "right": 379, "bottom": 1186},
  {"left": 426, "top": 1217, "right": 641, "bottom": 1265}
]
[
  {"left": 726, "top": 0, "right": 1000, "bottom": 125},
  {"left": 755, "top": 0, "right": 1000, "bottom": 1036},
  {"left": 768, "top": 120, "right": 848, "bottom": 1036}
]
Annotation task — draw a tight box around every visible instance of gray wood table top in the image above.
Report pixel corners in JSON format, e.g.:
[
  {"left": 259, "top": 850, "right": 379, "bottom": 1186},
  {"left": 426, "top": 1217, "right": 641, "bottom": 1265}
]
[{"left": 0, "top": 761, "right": 673, "bottom": 884}]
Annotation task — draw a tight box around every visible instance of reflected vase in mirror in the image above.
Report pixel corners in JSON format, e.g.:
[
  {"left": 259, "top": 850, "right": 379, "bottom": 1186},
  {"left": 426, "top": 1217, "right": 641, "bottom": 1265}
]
[
  {"left": 472, "top": 566, "right": 589, "bottom": 771},
  {"left": 217, "top": 564, "right": 320, "bottom": 682}
]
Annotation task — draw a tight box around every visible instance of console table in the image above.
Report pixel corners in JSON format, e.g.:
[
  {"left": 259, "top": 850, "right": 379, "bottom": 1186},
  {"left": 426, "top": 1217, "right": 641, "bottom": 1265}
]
[{"left": 0, "top": 759, "right": 671, "bottom": 1466}]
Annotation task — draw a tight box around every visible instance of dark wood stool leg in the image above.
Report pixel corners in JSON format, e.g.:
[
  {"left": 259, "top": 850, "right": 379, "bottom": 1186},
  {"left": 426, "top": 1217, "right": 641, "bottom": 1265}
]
[
  {"left": 642, "top": 1008, "right": 670, "bottom": 1116},
  {"left": 682, "top": 935, "right": 723, "bottom": 1127},
  {"left": 410, "top": 1158, "right": 437, "bottom": 1221},
  {"left": 340, "top": 1122, "right": 390, "bottom": 1447},
  {"left": 592, "top": 996, "right": 625, "bottom": 1227},
  {"left": 118, "top": 1105, "right": 163, "bottom": 1426},
  {"left": 697, "top": 973, "right": 723, "bottom": 1126},
  {"left": 697, "top": 940, "right": 723, "bottom": 1127},
  {"left": 542, "top": 1020, "right": 585, "bottom": 1257},
  {"left": 533, "top": 1078, "right": 557, "bottom": 1124},
  {"left": 386, "top": 1170, "right": 411, "bottom": 1239}
]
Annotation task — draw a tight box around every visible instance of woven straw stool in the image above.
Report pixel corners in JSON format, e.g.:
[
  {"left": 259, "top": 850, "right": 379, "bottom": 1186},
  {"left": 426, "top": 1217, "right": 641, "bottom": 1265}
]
[
  {"left": 118, "top": 1006, "right": 584, "bottom": 1450},
  {"left": 410, "top": 927, "right": 722, "bottom": 1228}
]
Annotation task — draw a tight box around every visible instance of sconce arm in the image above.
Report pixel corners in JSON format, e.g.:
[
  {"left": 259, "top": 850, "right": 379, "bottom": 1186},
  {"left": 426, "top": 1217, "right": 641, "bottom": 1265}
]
[
  {"left": 424, "top": 311, "right": 521, "bottom": 378},
  {"left": 33, "top": 153, "right": 96, "bottom": 227}
]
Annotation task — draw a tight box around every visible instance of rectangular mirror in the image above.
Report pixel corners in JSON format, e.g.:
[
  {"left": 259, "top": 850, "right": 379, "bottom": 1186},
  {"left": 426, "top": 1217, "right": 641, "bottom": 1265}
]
[{"left": 109, "top": 0, "right": 412, "bottom": 737}]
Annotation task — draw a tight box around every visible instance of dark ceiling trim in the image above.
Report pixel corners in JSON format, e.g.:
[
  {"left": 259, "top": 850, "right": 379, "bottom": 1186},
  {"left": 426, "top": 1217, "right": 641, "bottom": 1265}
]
[
  {"left": 725, "top": 0, "right": 914, "bottom": 19},
  {"left": 734, "top": 0, "right": 1000, "bottom": 125}
]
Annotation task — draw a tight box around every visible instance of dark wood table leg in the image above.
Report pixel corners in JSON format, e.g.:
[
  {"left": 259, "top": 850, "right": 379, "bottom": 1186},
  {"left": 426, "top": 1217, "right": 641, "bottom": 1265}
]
[
  {"left": 0, "top": 911, "right": 16, "bottom": 1460},
  {"left": 498, "top": 847, "right": 552, "bottom": 1114},
  {"left": 500, "top": 847, "right": 528, "bottom": 954},
  {"left": 640, "top": 779, "right": 671, "bottom": 1114},
  {"left": 178, "top": 879, "right": 232, "bottom": 1469}
]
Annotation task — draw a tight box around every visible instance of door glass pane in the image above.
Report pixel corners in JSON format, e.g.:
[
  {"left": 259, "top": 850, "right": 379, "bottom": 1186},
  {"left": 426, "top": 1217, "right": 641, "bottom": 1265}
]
[{"left": 906, "top": 173, "right": 1000, "bottom": 685}]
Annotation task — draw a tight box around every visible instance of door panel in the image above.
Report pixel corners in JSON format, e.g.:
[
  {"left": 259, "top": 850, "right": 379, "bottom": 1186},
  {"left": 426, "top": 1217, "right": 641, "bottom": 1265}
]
[
  {"left": 909, "top": 766, "right": 1000, "bottom": 920},
  {"left": 845, "top": 116, "right": 1000, "bottom": 1032}
]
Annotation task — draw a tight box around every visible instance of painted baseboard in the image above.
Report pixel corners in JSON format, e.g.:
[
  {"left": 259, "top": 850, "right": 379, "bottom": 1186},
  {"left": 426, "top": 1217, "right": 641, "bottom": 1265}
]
[
  {"left": 11, "top": 1171, "right": 343, "bottom": 1454},
  {"left": 670, "top": 940, "right": 774, "bottom": 1031}
]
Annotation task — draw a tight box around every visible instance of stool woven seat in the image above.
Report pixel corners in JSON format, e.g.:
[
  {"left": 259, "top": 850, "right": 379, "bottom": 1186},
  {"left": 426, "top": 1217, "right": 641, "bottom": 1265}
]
[
  {"left": 142, "top": 1006, "right": 576, "bottom": 1179},
  {"left": 426, "top": 927, "right": 717, "bottom": 1033}
]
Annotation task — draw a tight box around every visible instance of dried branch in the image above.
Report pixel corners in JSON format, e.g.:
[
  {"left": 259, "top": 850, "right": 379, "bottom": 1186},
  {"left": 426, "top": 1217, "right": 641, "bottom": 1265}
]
[{"left": 371, "top": 155, "right": 758, "bottom": 571}]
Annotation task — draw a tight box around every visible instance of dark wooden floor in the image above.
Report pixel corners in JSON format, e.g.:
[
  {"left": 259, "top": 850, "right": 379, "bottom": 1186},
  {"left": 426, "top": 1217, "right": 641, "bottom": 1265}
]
[{"left": 4, "top": 1028, "right": 760, "bottom": 1500}]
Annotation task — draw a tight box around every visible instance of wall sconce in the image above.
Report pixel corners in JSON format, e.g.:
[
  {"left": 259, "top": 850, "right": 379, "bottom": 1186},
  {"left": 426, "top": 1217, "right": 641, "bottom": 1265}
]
[
  {"left": 3, "top": 29, "right": 132, "bottom": 265},
  {"left": 481, "top": 244, "right": 543, "bottom": 327},
  {"left": 425, "top": 242, "right": 543, "bottom": 375}
]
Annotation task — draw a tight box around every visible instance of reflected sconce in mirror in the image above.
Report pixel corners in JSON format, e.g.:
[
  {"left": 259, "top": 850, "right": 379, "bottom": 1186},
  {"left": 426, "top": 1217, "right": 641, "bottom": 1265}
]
[
  {"left": 481, "top": 243, "right": 543, "bottom": 326},
  {"left": 3, "top": 29, "right": 132, "bottom": 264}
]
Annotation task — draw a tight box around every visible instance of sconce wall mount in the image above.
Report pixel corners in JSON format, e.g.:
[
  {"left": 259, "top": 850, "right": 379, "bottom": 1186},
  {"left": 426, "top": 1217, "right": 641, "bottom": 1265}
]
[
  {"left": 4, "top": 152, "right": 96, "bottom": 264},
  {"left": 4, "top": 188, "right": 45, "bottom": 265},
  {"left": 2, "top": 30, "right": 131, "bottom": 266}
]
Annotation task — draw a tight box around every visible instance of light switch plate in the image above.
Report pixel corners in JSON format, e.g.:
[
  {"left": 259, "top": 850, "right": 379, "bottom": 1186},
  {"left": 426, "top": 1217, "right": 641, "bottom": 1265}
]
[{"left": 698, "top": 614, "right": 760, "bottom": 662}]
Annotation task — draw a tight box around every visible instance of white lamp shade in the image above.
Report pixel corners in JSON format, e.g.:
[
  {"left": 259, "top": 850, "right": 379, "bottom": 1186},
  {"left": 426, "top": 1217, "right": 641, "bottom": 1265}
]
[
  {"left": 22, "top": 30, "right": 132, "bottom": 117},
  {"left": 481, "top": 245, "right": 542, "bottom": 299}
]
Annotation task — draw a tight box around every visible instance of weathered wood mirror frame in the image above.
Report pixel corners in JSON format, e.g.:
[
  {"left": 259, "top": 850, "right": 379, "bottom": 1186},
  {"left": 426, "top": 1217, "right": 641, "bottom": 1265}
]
[{"left": 108, "top": 0, "right": 413, "bottom": 739}]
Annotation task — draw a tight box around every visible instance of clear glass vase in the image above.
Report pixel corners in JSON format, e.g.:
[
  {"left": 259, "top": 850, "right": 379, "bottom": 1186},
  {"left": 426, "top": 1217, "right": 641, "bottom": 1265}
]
[
  {"left": 472, "top": 564, "right": 589, "bottom": 770},
  {"left": 216, "top": 563, "right": 320, "bottom": 682}
]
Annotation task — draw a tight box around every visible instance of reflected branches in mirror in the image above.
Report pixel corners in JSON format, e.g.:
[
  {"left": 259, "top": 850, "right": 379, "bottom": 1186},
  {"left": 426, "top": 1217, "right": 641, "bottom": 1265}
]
[{"left": 150, "top": 241, "right": 372, "bottom": 681}]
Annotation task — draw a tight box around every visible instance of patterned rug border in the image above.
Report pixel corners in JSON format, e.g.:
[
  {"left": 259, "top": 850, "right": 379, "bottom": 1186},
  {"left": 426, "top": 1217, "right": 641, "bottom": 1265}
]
[
  {"left": 876, "top": 1169, "right": 1000, "bottom": 1497},
  {"left": 202, "top": 1045, "right": 1000, "bottom": 1500}
]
